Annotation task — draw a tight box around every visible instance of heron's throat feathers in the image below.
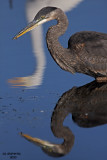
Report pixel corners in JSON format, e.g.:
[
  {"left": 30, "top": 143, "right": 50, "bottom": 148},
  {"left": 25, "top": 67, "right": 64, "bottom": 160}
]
[
  {"left": 46, "top": 10, "right": 76, "bottom": 73},
  {"left": 47, "top": 9, "right": 68, "bottom": 40}
]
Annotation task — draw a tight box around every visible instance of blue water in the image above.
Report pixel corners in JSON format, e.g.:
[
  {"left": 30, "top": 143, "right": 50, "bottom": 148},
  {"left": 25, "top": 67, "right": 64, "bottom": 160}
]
[{"left": 0, "top": 0, "right": 107, "bottom": 160}]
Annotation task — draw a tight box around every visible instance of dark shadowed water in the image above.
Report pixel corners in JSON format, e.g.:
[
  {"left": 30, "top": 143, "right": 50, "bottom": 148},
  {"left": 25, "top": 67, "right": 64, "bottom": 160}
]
[{"left": 0, "top": 0, "right": 107, "bottom": 160}]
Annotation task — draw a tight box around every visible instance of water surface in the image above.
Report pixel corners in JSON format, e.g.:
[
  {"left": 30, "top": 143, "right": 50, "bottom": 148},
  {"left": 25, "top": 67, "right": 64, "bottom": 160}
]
[{"left": 0, "top": 0, "right": 107, "bottom": 160}]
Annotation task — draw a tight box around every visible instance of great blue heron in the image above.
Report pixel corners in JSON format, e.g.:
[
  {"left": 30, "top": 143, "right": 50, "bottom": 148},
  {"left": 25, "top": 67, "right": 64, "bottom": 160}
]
[
  {"left": 20, "top": 81, "right": 107, "bottom": 157},
  {"left": 13, "top": 7, "right": 107, "bottom": 82}
]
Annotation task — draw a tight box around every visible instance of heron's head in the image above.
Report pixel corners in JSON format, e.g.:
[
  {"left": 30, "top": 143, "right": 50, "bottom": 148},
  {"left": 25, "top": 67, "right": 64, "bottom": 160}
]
[{"left": 13, "top": 7, "right": 58, "bottom": 39}]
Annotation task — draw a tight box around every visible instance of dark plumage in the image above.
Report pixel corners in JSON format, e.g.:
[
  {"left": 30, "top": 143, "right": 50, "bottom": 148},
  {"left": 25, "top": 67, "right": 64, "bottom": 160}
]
[
  {"left": 13, "top": 7, "right": 107, "bottom": 82},
  {"left": 19, "top": 81, "right": 107, "bottom": 157},
  {"left": 68, "top": 31, "right": 107, "bottom": 78}
]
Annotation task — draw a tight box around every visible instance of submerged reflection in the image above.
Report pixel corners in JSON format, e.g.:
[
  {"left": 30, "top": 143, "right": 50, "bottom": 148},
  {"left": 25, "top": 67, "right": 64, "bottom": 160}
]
[
  {"left": 20, "top": 81, "right": 107, "bottom": 157},
  {"left": 9, "top": 0, "right": 13, "bottom": 9},
  {"left": 8, "top": 0, "right": 83, "bottom": 88}
]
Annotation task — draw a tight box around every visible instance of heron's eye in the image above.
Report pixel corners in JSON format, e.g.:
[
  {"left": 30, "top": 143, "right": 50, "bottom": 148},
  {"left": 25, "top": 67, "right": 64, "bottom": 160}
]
[{"left": 41, "top": 16, "right": 45, "bottom": 19}]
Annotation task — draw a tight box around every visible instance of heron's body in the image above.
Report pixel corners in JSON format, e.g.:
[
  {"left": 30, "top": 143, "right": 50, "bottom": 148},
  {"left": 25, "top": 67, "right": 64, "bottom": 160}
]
[
  {"left": 68, "top": 31, "right": 107, "bottom": 78},
  {"left": 13, "top": 7, "right": 107, "bottom": 81}
]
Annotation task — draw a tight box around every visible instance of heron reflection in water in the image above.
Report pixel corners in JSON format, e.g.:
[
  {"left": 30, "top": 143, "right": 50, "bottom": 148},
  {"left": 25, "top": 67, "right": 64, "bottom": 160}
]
[
  {"left": 20, "top": 81, "right": 107, "bottom": 157},
  {"left": 12, "top": 7, "right": 107, "bottom": 82}
]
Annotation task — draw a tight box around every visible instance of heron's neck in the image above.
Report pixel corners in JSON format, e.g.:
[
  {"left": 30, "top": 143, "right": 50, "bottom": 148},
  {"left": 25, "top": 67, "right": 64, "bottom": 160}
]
[
  {"left": 51, "top": 103, "right": 74, "bottom": 155},
  {"left": 46, "top": 9, "right": 71, "bottom": 71}
]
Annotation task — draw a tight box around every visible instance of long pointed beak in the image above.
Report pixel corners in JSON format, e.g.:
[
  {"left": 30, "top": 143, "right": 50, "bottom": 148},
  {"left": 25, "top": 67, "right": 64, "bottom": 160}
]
[
  {"left": 20, "top": 132, "right": 54, "bottom": 148},
  {"left": 19, "top": 132, "right": 64, "bottom": 157},
  {"left": 13, "top": 18, "right": 47, "bottom": 39},
  {"left": 13, "top": 20, "right": 38, "bottom": 39}
]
